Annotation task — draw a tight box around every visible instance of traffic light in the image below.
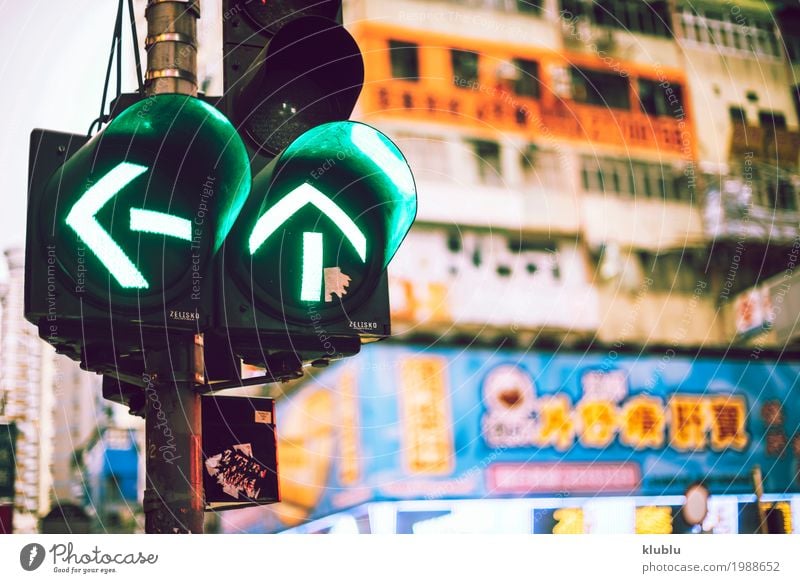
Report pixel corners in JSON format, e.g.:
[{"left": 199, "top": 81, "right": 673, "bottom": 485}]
[
  {"left": 220, "top": 0, "right": 363, "bottom": 167},
  {"left": 213, "top": 120, "right": 416, "bottom": 368},
  {"left": 25, "top": 94, "right": 251, "bottom": 372},
  {"left": 211, "top": 1, "right": 416, "bottom": 371}
]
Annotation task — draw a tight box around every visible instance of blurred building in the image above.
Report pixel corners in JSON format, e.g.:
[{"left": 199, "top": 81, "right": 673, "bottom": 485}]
[
  {"left": 50, "top": 357, "right": 107, "bottom": 502},
  {"left": 0, "top": 248, "right": 144, "bottom": 533},
  {"left": 347, "top": 0, "right": 713, "bottom": 347},
  {"left": 0, "top": 247, "right": 56, "bottom": 533},
  {"left": 672, "top": 0, "right": 800, "bottom": 346}
]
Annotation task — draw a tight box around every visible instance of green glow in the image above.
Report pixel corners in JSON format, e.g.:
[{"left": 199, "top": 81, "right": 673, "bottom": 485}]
[
  {"left": 301, "top": 232, "right": 323, "bottom": 302},
  {"left": 350, "top": 123, "right": 416, "bottom": 198},
  {"left": 129, "top": 208, "right": 192, "bottom": 241},
  {"left": 108, "top": 94, "right": 251, "bottom": 253},
  {"left": 277, "top": 121, "right": 417, "bottom": 269},
  {"left": 65, "top": 162, "right": 149, "bottom": 289},
  {"left": 248, "top": 182, "right": 367, "bottom": 261}
]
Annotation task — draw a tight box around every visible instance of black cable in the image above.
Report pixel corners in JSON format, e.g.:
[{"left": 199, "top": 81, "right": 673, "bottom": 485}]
[
  {"left": 115, "top": 0, "right": 123, "bottom": 103},
  {"left": 87, "top": 0, "right": 124, "bottom": 137},
  {"left": 128, "top": 0, "right": 145, "bottom": 95}
]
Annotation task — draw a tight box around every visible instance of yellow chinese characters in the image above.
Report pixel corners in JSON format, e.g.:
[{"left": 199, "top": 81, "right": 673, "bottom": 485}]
[
  {"left": 399, "top": 357, "right": 455, "bottom": 475},
  {"left": 576, "top": 400, "right": 618, "bottom": 448},
  {"left": 709, "top": 396, "right": 748, "bottom": 451},
  {"left": 535, "top": 396, "right": 575, "bottom": 451},
  {"left": 620, "top": 396, "right": 666, "bottom": 449},
  {"left": 668, "top": 395, "right": 749, "bottom": 452},
  {"left": 669, "top": 396, "right": 709, "bottom": 451}
]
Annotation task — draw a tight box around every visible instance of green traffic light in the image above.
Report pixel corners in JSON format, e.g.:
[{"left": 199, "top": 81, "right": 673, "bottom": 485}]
[
  {"left": 48, "top": 94, "right": 251, "bottom": 309},
  {"left": 278, "top": 121, "right": 417, "bottom": 270},
  {"left": 234, "top": 120, "right": 416, "bottom": 315}
]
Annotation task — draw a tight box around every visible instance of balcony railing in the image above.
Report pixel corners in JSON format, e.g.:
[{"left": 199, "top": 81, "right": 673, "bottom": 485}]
[{"left": 704, "top": 176, "right": 800, "bottom": 244}]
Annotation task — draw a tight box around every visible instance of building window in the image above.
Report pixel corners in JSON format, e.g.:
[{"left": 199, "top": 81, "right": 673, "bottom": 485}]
[
  {"left": 561, "top": 0, "right": 589, "bottom": 18},
  {"left": 758, "top": 110, "right": 787, "bottom": 130},
  {"left": 471, "top": 140, "right": 503, "bottom": 186},
  {"left": 388, "top": 40, "right": 420, "bottom": 81},
  {"left": 729, "top": 106, "right": 747, "bottom": 126},
  {"left": 513, "top": 58, "right": 540, "bottom": 98},
  {"left": 638, "top": 79, "right": 684, "bottom": 118},
  {"left": 516, "top": 1, "right": 543, "bottom": 14},
  {"left": 590, "top": 0, "right": 671, "bottom": 37},
  {"left": 766, "top": 178, "right": 798, "bottom": 211},
  {"left": 679, "top": 9, "right": 781, "bottom": 58},
  {"left": 441, "top": 0, "right": 543, "bottom": 13},
  {"left": 580, "top": 156, "right": 686, "bottom": 201},
  {"left": 521, "top": 147, "right": 562, "bottom": 191},
  {"left": 562, "top": 1, "right": 670, "bottom": 37},
  {"left": 794, "top": 86, "right": 800, "bottom": 125},
  {"left": 452, "top": 49, "right": 479, "bottom": 87},
  {"left": 571, "top": 66, "right": 630, "bottom": 109}
]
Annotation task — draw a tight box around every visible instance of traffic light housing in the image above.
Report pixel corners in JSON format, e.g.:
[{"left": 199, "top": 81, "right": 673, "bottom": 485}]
[
  {"left": 213, "top": 120, "right": 416, "bottom": 369},
  {"left": 220, "top": 1, "right": 363, "bottom": 167},
  {"left": 25, "top": 95, "right": 251, "bottom": 372},
  {"left": 211, "top": 1, "right": 416, "bottom": 372}
]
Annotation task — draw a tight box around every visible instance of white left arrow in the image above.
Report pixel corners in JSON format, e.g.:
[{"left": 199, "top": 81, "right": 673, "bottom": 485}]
[{"left": 65, "top": 162, "right": 150, "bottom": 289}]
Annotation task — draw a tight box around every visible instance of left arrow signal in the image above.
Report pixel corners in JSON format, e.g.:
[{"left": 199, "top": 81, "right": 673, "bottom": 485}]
[{"left": 65, "top": 162, "right": 150, "bottom": 289}]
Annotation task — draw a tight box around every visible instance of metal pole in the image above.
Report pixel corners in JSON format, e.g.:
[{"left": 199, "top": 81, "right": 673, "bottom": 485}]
[
  {"left": 144, "top": 0, "right": 200, "bottom": 96},
  {"left": 140, "top": 0, "right": 204, "bottom": 535},
  {"left": 143, "top": 335, "right": 205, "bottom": 533}
]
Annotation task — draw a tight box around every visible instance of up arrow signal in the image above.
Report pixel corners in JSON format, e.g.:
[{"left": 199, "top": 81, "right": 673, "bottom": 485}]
[
  {"left": 248, "top": 182, "right": 368, "bottom": 303},
  {"left": 65, "top": 162, "right": 192, "bottom": 290},
  {"left": 248, "top": 183, "right": 367, "bottom": 260}
]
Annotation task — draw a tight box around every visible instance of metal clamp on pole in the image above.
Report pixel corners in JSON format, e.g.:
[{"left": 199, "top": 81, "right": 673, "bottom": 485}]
[{"left": 144, "top": 0, "right": 200, "bottom": 96}]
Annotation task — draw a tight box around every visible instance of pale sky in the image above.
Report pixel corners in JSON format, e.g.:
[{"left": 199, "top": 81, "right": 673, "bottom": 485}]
[{"left": 0, "top": 0, "right": 224, "bottom": 279}]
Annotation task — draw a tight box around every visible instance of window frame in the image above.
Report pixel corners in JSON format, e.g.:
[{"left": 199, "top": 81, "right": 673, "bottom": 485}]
[
  {"left": 388, "top": 39, "right": 421, "bottom": 82},
  {"left": 451, "top": 48, "right": 480, "bottom": 87},
  {"left": 470, "top": 139, "right": 503, "bottom": 186}
]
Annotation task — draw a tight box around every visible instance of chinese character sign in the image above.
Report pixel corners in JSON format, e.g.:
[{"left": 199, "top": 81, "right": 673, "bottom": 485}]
[{"left": 251, "top": 346, "right": 800, "bottom": 532}]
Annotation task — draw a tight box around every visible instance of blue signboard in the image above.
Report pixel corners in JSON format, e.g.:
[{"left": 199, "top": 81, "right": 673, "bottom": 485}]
[{"left": 229, "top": 345, "right": 800, "bottom": 533}]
